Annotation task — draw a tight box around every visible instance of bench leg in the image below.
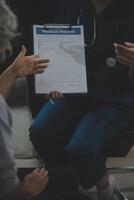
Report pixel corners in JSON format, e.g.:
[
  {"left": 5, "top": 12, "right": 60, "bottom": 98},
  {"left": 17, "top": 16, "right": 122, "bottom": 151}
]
[
  {"left": 107, "top": 166, "right": 134, "bottom": 200},
  {"left": 114, "top": 187, "right": 128, "bottom": 200}
]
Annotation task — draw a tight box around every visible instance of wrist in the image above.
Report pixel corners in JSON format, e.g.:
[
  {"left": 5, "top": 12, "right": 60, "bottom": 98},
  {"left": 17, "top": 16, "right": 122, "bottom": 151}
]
[
  {"left": 21, "top": 183, "right": 34, "bottom": 200},
  {"left": 8, "top": 65, "right": 18, "bottom": 79},
  {"left": 22, "top": 180, "right": 41, "bottom": 200},
  {"left": 9, "top": 183, "right": 33, "bottom": 200},
  {"left": 17, "top": 183, "right": 34, "bottom": 200}
]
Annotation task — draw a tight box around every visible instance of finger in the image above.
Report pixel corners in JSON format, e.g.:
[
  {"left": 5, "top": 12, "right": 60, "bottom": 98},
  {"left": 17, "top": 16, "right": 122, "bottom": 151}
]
[
  {"left": 116, "top": 49, "right": 134, "bottom": 62},
  {"left": 55, "top": 91, "right": 63, "bottom": 99},
  {"left": 45, "top": 171, "right": 48, "bottom": 176},
  {"left": 116, "top": 49, "right": 134, "bottom": 59},
  {"left": 42, "top": 171, "right": 49, "bottom": 179},
  {"left": 39, "top": 168, "right": 46, "bottom": 176},
  {"left": 34, "top": 59, "right": 50, "bottom": 65},
  {"left": 35, "top": 63, "right": 48, "bottom": 69},
  {"left": 17, "top": 45, "right": 27, "bottom": 58},
  {"left": 49, "top": 91, "right": 54, "bottom": 99},
  {"left": 54, "top": 91, "right": 59, "bottom": 99},
  {"left": 113, "top": 43, "right": 118, "bottom": 49},
  {"left": 116, "top": 44, "right": 134, "bottom": 55},
  {"left": 116, "top": 54, "right": 132, "bottom": 64},
  {"left": 124, "top": 42, "right": 134, "bottom": 48},
  {"left": 55, "top": 91, "right": 60, "bottom": 99},
  {"left": 33, "top": 69, "right": 45, "bottom": 74},
  {"left": 116, "top": 50, "right": 134, "bottom": 61},
  {"left": 34, "top": 55, "right": 39, "bottom": 59},
  {"left": 49, "top": 92, "right": 53, "bottom": 98},
  {"left": 117, "top": 55, "right": 133, "bottom": 66},
  {"left": 33, "top": 168, "right": 40, "bottom": 174},
  {"left": 51, "top": 91, "right": 56, "bottom": 99}
]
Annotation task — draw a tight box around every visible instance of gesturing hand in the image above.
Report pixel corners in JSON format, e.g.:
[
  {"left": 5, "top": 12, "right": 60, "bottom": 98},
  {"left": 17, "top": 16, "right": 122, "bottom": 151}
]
[
  {"left": 10, "top": 46, "right": 49, "bottom": 77},
  {"left": 114, "top": 42, "right": 134, "bottom": 67}
]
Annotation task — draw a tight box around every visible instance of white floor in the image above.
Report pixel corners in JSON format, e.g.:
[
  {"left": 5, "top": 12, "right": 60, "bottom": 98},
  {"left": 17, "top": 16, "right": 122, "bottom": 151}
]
[
  {"left": 107, "top": 147, "right": 134, "bottom": 200},
  {"left": 79, "top": 147, "right": 134, "bottom": 200}
]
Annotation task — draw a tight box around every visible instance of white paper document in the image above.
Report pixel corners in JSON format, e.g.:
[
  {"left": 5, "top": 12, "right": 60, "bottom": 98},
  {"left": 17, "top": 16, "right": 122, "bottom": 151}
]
[{"left": 33, "top": 25, "right": 88, "bottom": 94}]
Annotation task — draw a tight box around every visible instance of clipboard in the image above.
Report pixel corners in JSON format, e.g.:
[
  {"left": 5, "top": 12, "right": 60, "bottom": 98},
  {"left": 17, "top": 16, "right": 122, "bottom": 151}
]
[
  {"left": 33, "top": 24, "right": 88, "bottom": 95},
  {"left": 44, "top": 24, "right": 72, "bottom": 30}
]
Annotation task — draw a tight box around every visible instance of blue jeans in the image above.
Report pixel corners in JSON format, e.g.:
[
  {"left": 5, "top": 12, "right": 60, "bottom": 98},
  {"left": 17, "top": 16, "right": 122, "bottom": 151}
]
[{"left": 30, "top": 97, "right": 133, "bottom": 188}]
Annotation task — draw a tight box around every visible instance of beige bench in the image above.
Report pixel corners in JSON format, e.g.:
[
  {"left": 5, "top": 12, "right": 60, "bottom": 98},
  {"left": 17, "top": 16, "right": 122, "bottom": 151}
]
[{"left": 7, "top": 77, "right": 42, "bottom": 168}]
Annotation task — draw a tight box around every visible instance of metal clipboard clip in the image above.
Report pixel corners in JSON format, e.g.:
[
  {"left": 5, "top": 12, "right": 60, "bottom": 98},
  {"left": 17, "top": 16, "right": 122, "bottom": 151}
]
[{"left": 44, "top": 24, "right": 72, "bottom": 30}]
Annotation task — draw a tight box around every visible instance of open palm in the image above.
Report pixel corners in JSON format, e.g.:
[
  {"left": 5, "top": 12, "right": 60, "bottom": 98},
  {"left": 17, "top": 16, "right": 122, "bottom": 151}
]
[{"left": 11, "top": 46, "right": 49, "bottom": 77}]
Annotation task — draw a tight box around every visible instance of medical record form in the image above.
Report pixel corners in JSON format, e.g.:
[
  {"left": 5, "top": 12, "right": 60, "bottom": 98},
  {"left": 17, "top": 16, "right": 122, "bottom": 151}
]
[{"left": 33, "top": 25, "right": 87, "bottom": 94}]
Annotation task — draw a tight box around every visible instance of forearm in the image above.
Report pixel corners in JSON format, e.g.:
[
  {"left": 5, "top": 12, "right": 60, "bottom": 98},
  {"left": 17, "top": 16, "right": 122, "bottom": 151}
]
[{"left": 0, "top": 65, "right": 17, "bottom": 98}]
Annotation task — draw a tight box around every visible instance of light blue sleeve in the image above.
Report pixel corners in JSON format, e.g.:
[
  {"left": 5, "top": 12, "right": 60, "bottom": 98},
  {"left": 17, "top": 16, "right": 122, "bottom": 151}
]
[{"left": 0, "top": 94, "right": 19, "bottom": 199}]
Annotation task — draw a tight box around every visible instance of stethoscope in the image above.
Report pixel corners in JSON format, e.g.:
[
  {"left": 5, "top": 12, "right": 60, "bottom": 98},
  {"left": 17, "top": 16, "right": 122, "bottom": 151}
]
[
  {"left": 77, "top": 15, "right": 96, "bottom": 46},
  {"left": 77, "top": 0, "right": 117, "bottom": 68}
]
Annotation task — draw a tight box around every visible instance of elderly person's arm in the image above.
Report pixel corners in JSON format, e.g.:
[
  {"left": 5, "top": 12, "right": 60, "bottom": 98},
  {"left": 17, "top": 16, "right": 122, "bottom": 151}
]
[
  {"left": 0, "top": 47, "right": 49, "bottom": 200},
  {"left": 0, "top": 94, "right": 49, "bottom": 200},
  {"left": 0, "top": 1, "right": 49, "bottom": 199},
  {"left": 114, "top": 42, "right": 134, "bottom": 83},
  {"left": 0, "top": 50, "right": 49, "bottom": 199},
  {"left": 0, "top": 48, "right": 49, "bottom": 199}
]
